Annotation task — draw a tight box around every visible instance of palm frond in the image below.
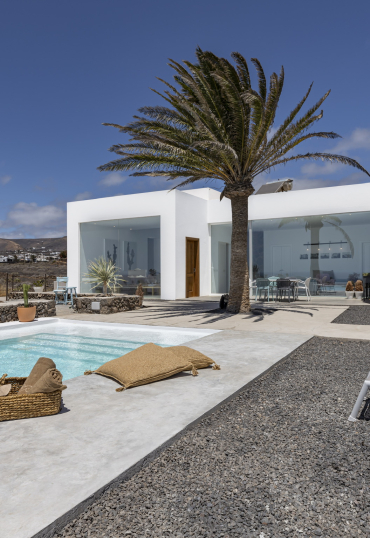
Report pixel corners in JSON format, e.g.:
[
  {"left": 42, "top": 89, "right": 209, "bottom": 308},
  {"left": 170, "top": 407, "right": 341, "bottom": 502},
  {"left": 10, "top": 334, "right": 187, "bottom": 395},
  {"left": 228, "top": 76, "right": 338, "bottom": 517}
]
[{"left": 99, "top": 50, "right": 369, "bottom": 190}]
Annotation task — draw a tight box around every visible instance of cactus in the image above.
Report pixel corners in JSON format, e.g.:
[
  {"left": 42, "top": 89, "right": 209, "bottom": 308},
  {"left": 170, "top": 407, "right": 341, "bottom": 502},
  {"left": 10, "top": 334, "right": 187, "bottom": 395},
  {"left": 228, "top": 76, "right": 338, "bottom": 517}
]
[
  {"left": 345, "top": 281, "right": 354, "bottom": 292},
  {"left": 355, "top": 280, "right": 363, "bottom": 292},
  {"left": 23, "top": 284, "right": 30, "bottom": 307}
]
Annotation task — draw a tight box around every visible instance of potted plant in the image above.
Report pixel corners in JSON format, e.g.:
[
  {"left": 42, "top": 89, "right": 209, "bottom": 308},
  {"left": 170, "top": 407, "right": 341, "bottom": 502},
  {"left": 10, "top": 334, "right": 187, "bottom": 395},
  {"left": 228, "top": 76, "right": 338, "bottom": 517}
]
[
  {"left": 355, "top": 280, "right": 363, "bottom": 299},
  {"left": 33, "top": 280, "right": 44, "bottom": 292},
  {"left": 17, "top": 284, "right": 36, "bottom": 322},
  {"left": 345, "top": 281, "right": 354, "bottom": 299}
]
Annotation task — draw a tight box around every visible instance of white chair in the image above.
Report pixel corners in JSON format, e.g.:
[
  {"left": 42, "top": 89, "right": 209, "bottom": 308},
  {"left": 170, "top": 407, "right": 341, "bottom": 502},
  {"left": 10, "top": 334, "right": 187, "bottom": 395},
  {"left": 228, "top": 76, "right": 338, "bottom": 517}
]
[
  {"left": 296, "top": 277, "right": 311, "bottom": 301},
  {"left": 249, "top": 279, "right": 257, "bottom": 300}
]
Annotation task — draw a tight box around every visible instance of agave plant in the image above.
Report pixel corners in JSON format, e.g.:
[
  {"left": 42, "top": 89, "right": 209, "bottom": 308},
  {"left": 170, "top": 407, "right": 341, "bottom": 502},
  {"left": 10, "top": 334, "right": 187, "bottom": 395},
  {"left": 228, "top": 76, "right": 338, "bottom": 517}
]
[
  {"left": 98, "top": 48, "right": 369, "bottom": 313},
  {"left": 84, "top": 257, "right": 124, "bottom": 295}
]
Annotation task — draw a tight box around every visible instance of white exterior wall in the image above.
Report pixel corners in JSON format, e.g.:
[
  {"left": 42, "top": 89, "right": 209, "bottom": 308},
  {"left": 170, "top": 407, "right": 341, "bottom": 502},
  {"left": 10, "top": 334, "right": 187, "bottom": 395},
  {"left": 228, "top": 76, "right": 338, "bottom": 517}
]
[
  {"left": 68, "top": 190, "right": 177, "bottom": 299},
  {"left": 68, "top": 183, "right": 370, "bottom": 299}
]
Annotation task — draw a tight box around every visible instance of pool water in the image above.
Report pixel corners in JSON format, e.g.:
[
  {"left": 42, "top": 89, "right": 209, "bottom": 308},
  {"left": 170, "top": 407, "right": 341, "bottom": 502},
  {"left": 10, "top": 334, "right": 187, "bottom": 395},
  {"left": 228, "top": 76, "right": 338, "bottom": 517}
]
[{"left": 0, "top": 333, "right": 168, "bottom": 380}]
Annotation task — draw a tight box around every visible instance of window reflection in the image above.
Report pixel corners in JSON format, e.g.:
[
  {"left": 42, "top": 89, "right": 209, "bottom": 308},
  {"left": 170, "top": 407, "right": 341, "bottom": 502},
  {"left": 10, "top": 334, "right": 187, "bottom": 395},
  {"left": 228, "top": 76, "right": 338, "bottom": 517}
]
[{"left": 80, "top": 216, "right": 161, "bottom": 296}]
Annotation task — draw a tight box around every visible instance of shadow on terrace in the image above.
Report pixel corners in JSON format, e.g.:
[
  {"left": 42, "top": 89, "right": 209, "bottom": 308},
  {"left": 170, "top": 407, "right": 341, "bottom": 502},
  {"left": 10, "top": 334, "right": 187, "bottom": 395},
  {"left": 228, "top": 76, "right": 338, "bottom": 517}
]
[{"left": 140, "top": 299, "right": 318, "bottom": 324}]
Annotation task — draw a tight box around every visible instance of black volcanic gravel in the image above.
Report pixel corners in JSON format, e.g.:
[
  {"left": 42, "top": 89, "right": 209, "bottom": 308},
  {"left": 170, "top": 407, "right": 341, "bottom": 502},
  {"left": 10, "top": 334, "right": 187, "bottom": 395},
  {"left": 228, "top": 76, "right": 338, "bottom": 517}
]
[
  {"left": 54, "top": 337, "right": 370, "bottom": 538},
  {"left": 332, "top": 305, "right": 370, "bottom": 325}
]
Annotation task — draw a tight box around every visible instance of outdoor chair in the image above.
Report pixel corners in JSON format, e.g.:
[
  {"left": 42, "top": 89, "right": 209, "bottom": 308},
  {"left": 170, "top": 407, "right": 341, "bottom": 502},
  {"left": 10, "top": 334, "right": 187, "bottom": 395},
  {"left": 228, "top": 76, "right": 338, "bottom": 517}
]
[
  {"left": 296, "top": 277, "right": 311, "bottom": 301},
  {"left": 249, "top": 279, "right": 257, "bottom": 300},
  {"left": 54, "top": 277, "right": 69, "bottom": 305},
  {"left": 276, "top": 279, "right": 294, "bottom": 302},
  {"left": 255, "top": 278, "right": 274, "bottom": 302}
]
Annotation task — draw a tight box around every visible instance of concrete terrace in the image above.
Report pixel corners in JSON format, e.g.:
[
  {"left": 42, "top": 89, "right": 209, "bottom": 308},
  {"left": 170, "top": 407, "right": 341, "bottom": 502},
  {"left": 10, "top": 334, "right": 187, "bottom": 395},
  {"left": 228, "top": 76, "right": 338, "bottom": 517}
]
[{"left": 1, "top": 297, "right": 370, "bottom": 538}]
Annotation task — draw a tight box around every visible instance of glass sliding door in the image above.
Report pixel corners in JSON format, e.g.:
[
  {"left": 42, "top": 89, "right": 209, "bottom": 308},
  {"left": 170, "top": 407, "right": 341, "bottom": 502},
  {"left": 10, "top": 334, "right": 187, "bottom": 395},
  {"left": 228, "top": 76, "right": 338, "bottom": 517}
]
[
  {"left": 251, "top": 211, "right": 370, "bottom": 295},
  {"left": 80, "top": 216, "right": 161, "bottom": 296}
]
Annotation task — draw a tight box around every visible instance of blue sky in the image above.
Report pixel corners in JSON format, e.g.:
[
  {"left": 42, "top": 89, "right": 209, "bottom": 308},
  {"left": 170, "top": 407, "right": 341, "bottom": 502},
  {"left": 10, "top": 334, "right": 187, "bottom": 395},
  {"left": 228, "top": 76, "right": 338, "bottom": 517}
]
[{"left": 1, "top": 0, "right": 370, "bottom": 238}]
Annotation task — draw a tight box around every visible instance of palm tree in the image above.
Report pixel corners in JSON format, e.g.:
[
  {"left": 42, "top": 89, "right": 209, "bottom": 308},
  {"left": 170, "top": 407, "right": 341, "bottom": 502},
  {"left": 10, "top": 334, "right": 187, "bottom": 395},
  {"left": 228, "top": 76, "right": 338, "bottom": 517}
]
[
  {"left": 98, "top": 48, "right": 369, "bottom": 313},
  {"left": 278, "top": 215, "right": 354, "bottom": 278}
]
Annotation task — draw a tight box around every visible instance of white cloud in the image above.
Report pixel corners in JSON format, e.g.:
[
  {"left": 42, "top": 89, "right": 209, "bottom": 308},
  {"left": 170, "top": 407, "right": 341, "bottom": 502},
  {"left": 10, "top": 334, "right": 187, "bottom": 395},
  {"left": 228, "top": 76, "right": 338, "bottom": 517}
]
[
  {"left": 74, "top": 191, "right": 93, "bottom": 201},
  {"left": 98, "top": 173, "right": 127, "bottom": 187},
  {"left": 298, "top": 128, "right": 370, "bottom": 177},
  {"left": 330, "top": 128, "right": 370, "bottom": 154},
  {"left": 0, "top": 202, "right": 66, "bottom": 238},
  {"left": 0, "top": 175, "right": 11, "bottom": 185},
  {"left": 300, "top": 161, "right": 343, "bottom": 176}
]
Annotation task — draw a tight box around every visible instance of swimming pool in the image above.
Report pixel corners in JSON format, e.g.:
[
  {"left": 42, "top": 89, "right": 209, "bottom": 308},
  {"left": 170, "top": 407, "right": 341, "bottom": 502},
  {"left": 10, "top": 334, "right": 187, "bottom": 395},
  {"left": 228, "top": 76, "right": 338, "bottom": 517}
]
[{"left": 0, "top": 319, "right": 219, "bottom": 380}]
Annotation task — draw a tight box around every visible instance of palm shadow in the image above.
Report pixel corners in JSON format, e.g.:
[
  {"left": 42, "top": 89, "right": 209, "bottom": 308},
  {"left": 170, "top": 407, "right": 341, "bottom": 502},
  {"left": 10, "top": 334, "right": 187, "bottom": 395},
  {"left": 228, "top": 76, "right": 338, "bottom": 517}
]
[{"left": 139, "top": 300, "right": 318, "bottom": 325}]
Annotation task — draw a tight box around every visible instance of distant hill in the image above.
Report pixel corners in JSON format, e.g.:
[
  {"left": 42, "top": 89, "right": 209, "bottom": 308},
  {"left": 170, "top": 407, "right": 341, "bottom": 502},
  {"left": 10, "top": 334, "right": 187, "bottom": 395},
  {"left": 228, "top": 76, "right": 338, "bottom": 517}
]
[{"left": 0, "top": 236, "right": 67, "bottom": 253}]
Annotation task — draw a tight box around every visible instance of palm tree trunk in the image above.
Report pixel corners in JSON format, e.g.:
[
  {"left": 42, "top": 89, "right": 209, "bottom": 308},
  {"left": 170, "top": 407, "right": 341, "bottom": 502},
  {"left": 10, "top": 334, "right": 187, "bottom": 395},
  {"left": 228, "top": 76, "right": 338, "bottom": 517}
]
[
  {"left": 103, "top": 282, "right": 108, "bottom": 295},
  {"left": 226, "top": 195, "right": 251, "bottom": 313}
]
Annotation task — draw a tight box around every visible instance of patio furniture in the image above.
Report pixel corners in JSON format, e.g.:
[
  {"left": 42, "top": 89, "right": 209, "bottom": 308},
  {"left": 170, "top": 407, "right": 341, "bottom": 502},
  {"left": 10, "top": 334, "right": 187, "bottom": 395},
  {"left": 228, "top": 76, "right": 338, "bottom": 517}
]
[
  {"left": 255, "top": 278, "right": 274, "bottom": 302},
  {"left": 276, "top": 278, "right": 295, "bottom": 302},
  {"left": 55, "top": 277, "right": 68, "bottom": 290},
  {"left": 65, "top": 286, "right": 78, "bottom": 306},
  {"left": 249, "top": 279, "right": 257, "bottom": 300},
  {"left": 316, "top": 271, "right": 336, "bottom": 294},
  {"left": 296, "top": 277, "right": 311, "bottom": 301},
  {"left": 348, "top": 371, "right": 370, "bottom": 421},
  {"left": 54, "top": 289, "right": 67, "bottom": 305}
]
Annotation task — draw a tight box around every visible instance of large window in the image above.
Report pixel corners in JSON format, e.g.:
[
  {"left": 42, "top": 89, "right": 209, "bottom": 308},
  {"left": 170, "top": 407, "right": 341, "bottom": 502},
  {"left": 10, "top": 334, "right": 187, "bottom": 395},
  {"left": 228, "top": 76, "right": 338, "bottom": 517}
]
[
  {"left": 251, "top": 212, "right": 370, "bottom": 295},
  {"left": 211, "top": 212, "right": 370, "bottom": 296},
  {"left": 80, "top": 216, "right": 160, "bottom": 296}
]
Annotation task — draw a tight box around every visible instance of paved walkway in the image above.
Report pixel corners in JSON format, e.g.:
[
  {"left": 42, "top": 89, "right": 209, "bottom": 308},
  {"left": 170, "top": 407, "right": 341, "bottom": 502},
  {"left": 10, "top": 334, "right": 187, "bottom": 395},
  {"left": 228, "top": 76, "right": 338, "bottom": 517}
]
[
  {"left": 57, "top": 298, "right": 370, "bottom": 340},
  {"left": 1, "top": 327, "right": 309, "bottom": 538}
]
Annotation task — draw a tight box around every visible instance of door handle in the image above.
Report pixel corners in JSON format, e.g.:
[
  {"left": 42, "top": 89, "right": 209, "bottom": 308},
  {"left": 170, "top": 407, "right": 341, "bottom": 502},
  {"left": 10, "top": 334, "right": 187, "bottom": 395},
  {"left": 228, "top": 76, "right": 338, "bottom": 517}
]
[{"left": 193, "top": 268, "right": 196, "bottom": 273}]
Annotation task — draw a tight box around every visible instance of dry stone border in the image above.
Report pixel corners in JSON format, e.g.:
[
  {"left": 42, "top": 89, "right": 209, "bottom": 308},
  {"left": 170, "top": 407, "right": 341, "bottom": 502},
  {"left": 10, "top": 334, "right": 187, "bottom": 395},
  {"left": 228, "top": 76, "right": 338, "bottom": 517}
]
[
  {"left": 54, "top": 337, "right": 370, "bottom": 538},
  {"left": 75, "top": 295, "right": 141, "bottom": 314},
  {"left": 9, "top": 292, "right": 56, "bottom": 300},
  {"left": 0, "top": 300, "right": 56, "bottom": 323}
]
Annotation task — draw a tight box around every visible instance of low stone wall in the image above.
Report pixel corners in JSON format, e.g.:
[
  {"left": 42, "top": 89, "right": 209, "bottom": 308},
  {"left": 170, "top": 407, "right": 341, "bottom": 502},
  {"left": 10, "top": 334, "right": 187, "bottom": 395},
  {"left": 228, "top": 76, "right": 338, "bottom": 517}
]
[
  {"left": 75, "top": 295, "right": 141, "bottom": 314},
  {"left": 0, "top": 300, "right": 56, "bottom": 323},
  {"left": 9, "top": 292, "right": 56, "bottom": 300}
]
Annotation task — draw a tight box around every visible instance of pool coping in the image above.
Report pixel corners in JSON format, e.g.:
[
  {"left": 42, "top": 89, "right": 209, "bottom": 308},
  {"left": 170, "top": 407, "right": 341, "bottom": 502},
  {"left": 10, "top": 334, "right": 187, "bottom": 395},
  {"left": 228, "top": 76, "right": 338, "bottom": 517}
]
[{"left": 0, "top": 317, "right": 221, "bottom": 337}]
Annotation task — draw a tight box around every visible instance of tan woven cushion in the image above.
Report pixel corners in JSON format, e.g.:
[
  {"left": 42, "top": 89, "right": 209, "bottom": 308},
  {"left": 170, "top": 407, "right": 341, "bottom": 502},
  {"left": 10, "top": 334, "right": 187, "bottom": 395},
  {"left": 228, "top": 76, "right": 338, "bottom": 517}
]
[
  {"left": 168, "top": 346, "right": 217, "bottom": 370},
  {"left": 93, "top": 343, "right": 193, "bottom": 390}
]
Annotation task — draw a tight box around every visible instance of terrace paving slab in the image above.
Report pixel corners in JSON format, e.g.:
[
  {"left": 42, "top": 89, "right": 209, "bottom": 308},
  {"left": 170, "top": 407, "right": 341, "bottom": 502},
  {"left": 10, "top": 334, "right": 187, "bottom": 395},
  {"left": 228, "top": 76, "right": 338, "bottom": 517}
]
[
  {"left": 0, "top": 328, "right": 310, "bottom": 538},
  {"left": 57, "top": 299, "right": 370, "bottom": 340}
]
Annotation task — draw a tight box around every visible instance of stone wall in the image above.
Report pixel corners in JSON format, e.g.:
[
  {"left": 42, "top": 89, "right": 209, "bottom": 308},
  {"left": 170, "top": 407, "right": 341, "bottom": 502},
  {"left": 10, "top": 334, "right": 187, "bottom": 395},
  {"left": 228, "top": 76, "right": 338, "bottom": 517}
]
[
  {"left": 75, "top": 295, "right": 141, "bottom": 314},
  {"left": 9, "top": 292, "right": 56, "bottom": 300},
  {"left": 0, "top": 300, "right": 56, "bottom": 323}
]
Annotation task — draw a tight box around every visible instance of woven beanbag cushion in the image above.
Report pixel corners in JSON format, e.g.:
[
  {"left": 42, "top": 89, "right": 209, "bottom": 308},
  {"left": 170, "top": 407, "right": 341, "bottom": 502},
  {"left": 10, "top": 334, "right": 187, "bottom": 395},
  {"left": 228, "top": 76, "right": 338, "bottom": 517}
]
[
  {"left": 168, "top": 346, "right": 220, "bottom": 370},
  {"left": 88, "top": 343, "right": 194, "bottom": 391}
]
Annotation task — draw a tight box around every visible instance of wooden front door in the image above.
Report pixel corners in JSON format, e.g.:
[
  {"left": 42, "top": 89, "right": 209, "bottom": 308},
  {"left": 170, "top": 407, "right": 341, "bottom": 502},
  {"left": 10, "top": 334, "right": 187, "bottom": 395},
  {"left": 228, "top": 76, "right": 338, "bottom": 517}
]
[{"left": 186, "top": 238, "right": 199, "bottom": 298}]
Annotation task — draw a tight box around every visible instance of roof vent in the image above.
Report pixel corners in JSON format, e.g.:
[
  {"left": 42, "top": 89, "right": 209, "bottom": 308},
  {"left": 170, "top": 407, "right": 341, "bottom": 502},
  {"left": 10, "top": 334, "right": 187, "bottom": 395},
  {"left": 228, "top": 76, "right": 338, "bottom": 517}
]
[{"left": 255, "top": 179, "right": 293, "bottom": 195}]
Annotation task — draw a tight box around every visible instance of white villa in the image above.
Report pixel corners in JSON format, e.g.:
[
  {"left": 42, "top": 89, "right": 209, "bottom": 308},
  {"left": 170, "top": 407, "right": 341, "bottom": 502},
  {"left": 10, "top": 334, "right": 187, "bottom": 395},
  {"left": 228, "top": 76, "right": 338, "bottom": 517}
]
[{"left": 67, "top": 182, "right": 370, "bottom": 300}]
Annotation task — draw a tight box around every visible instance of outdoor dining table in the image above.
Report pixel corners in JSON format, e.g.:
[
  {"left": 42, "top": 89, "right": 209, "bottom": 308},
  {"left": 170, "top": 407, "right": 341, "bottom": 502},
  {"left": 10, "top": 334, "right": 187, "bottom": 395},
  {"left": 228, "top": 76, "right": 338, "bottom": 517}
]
[{"left": 251, "top": 277, "right": 300, "bottom": 302}]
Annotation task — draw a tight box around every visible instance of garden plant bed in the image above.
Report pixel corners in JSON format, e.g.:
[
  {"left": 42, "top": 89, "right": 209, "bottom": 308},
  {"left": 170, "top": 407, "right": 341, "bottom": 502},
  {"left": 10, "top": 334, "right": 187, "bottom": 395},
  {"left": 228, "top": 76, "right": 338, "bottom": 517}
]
[
  {"left": 75, "top": 295, "right": 141, "bottom": 314},
  {"left": 54, "top": 337, "right": 370, "bottom": 538},
  {"left": 332, "top": 305, "right": 370, "bottom": 325}
]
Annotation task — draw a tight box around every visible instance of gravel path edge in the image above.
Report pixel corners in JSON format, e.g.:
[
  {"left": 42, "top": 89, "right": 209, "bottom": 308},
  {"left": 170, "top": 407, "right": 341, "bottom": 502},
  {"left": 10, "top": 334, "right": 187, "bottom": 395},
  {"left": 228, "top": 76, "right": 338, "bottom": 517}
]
[{"left": 31, "top": 336, "right": 314, "bottom": 538}]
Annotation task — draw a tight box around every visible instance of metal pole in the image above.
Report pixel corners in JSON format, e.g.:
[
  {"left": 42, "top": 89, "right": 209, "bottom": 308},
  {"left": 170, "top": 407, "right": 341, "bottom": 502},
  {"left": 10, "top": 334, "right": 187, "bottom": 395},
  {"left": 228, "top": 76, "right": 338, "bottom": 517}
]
[
  {"left": 5, "top": 273, "right": 8, "bottom": 301},
  {"left": 44, "top": 273, "right": 47, "bottom": 292}
]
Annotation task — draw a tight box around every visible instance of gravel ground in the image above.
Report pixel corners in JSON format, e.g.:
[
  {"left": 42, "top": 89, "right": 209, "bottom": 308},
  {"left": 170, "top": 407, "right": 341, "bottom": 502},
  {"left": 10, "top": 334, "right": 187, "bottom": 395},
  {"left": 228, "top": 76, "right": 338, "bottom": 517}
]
[
  {"left": 332, "top": 305, "right": 370, "bottom": 325},
  {"left": 55, "top": 337, "right": 370, "bottom": 538}
]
